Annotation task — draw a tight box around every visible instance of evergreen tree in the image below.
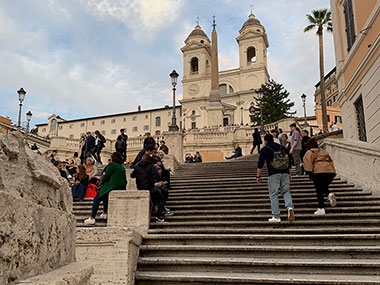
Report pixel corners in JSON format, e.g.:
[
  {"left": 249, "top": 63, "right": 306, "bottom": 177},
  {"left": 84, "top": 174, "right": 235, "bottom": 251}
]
[{"left": 250, "top": 79, "right": 295, "bottom": 125}]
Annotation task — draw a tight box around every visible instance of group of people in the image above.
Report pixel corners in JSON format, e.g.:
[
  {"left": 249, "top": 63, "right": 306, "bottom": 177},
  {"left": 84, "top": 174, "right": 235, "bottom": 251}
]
[
  {"left": 184, "top": 151, "right": 202, "bottom": 163},
  {"left": 257, "top": 122, "right": 337, "bottom": 223}
]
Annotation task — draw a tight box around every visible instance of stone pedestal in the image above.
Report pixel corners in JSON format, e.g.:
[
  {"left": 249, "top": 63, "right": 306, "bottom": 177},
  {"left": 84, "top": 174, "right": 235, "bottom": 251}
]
[
  {"left": 207, "top": 103, "right": 223, "bottom": 127},
  {"left": 162, "top": 154, "right": 181, "bottom": 173},
  {"left": 162, "top": 131, "right": 184, "bottom": 163},
  {"left": 107, "top": 190, "right": 151, "bottom": 235}
]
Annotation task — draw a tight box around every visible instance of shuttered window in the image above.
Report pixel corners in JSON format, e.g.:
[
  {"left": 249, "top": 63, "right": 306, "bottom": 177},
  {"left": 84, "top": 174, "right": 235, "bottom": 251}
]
[{"left": 344, "top": 0, "right": 356, "bottom": 51}]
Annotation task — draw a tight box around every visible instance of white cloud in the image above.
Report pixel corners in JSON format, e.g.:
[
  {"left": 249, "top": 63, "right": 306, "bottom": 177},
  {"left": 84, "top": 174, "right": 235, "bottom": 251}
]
[
  {"left": 87, "top": 0, "right": 184, "bottom": 40},
  {"left": 219, "top": 51, "right": 239, "bottom": 71}
]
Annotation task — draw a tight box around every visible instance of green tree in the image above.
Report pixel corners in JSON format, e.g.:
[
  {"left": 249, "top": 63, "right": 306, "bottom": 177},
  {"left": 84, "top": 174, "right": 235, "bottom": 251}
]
[
  {"left": 304, "top": 8, "right": 333, "bottom": 133},
  {"left": 250, "top": 79, "right": 295, "bottom": 125}
]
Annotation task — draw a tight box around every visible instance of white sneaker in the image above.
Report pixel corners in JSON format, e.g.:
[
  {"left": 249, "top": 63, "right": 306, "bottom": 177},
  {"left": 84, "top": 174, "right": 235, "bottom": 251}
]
[
  {"left": 268, "top": 217, "right": 281, "bottom": 223},
  {"left": 84, "top": 217, "right": 95, "bottom": 224},
  {"left": 314, "top": 208, "right": 326, "bottom": 215},
  {"left": 100, "top": 213, "right": 107, "bottom": 219},
  {"left": 328, "top": 193, "right": 337, "bottom": 207}
]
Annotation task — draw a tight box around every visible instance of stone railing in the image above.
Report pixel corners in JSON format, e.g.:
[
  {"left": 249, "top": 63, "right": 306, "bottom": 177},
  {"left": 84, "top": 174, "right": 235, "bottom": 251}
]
[{"left": 322, "top": 138, "right": 380, "bottom": 196}]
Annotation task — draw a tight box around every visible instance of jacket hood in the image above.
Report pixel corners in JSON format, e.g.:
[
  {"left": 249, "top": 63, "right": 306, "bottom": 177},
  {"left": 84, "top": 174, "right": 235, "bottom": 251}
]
[{"left": 310, "top": 148, "right": 331, "bottom": 159}]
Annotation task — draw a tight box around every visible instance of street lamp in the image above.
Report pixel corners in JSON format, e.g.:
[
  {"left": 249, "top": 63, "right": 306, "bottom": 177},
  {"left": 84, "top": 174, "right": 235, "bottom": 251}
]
[
  {"left": 17, "top": 88, "right": 27, "bottom": 129},
  {"left": 257, "top": 89, "right": 265, "bottom": 135},
  {"left": 25, "top": 110, "right": 32, "bottom": 145},
  {"left": 240, "top": 107, "right": 244, "bottom": 125},
  {"left": 301, "top": 93, "right": 309, "bottom": 127},
  {"left": 169, "top": 70, "right": 179, "bottom": 131}
]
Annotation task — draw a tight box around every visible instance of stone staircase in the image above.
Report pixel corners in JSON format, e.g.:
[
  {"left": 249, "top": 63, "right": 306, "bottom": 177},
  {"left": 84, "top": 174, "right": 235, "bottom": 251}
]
[{"left": 73, "top": 156, "right": 380, "bottom": 284}]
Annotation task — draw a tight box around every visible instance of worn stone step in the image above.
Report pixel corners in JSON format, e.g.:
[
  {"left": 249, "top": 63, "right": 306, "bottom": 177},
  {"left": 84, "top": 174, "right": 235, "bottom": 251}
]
[
  {"left": 148, "top": 219, "right": 380, "bottom": 229},
  {"left": 135, "top": 271, "right": 380, "bottom": 284},
  {"left": 169, "top": 184, "right": 357, "bottom": 191},
  {"left": 142, "top": 234, "right": 380, "bottom": 246},
  {"left": 147, "top": 227, "right": 380, "bottom": 235},
  {"left": 137, "top": 257, "right": 380, "bottom": 275},
  {"left": 139, "top": 244, "right": 380, "bottom": 259}
]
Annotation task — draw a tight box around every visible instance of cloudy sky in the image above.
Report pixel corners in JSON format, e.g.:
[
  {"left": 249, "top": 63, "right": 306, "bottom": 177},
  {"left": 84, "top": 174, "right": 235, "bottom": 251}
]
[{"left": 0, "top": 0, "right": 335, "bottom": 128}]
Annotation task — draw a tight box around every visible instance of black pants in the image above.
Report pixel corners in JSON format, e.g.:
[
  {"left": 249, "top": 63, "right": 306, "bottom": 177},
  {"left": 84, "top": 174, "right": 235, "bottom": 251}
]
[
  {"left": 91, "top": 191, "right": 109, "bottom": 218},
  {"left": 94, "top": 146, "right": 103, "bottom": 164},
  {"left": 250, "top": 143, "right": 261, "bottom": 154},
  {"left": 311, "top": 173, "right": 336, "bottom": 208},
  {"left": 150, "top": 188, "right": 165, "bottom": 219}
]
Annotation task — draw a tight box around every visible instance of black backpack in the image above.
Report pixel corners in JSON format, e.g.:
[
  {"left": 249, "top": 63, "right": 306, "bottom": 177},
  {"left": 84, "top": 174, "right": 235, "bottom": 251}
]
[{"left": 267, "top": 145, "right": 289, "bottom": 170}]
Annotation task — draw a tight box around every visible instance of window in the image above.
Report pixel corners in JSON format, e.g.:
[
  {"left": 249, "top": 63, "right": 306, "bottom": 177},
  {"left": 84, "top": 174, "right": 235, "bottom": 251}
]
[
  {"left": 111, "top": 119, "right": 116, "bottom": 124},
  {"left": 132, "top": 116, "right": 137, "bottom": 121},
  {"left": 144, "top": 125, "right": 149, "bottom": 131},
  {"left": 80, "top": 123, "right": 85, "bottom": 127},
  {"left": 191, "top": 122, "right": 196, "bottom": 129},
  {"left": 42, "top": 128, "right": 46, "bottom": 132},
  {"left": 229, "top": 85, "right": 234, "bottom": 94},
  {"left": 123, "top": 118, "right": 126, "bottom": 122},
  {"left": 333, "top": 95, "right": 337, "bottom": 102},
  {"left": 111, "top": 129, "right": 116, "bottom": 135},
  {"left": 155, "top": 130, "right": 161, "bottom": 135},
  {"left": 344, "top": 0, "right": 356, "bottom": 51},
  {"left": 247, "top": 46, "right": 256, "bottom": 63},
  {"left": 327, "top": 115, "right": 330, "bottom": 122},
  {"left": 223, "top": 117, "right": 229, "bottom": 126},
  {"left": 69, "top": 124, "right": 73, "bottom": 129},
  {"left": 101, "top": 120, "right": 105, "bottom": 125},
  {"left": 101, "top": 130, "right": 106, "bottom": 135},
  {"left": 191, "top": 57, "right": 199, "bottom": 73},
  {"left": 219, "top": 84, "right": 227, "bottom": 95},
  {"left": 69, "top": 134, "right": 74, "bottom": 139},
  {"left": 155, "top": 117, "right": 161, "bottom": 127},
  {"left": 59, "top": 126, "right": 62, "bottom": 130},
  {"left": 335, "top": 116, "right": 342, "bottom": 123},
  {"left": 327, "top": 100, "right": 332, "bottom": 106},
  {"left": 192, "top": 110, "right": 196, "bottom": 115},
  {"left": 354, "top": 96, "right": 367, "bottom": 141},
  {"left": 92, "top": 122, "right": 95, "bottom": 126},
  {"left": 145, "top": 115, "right": 148, "bottom": 119},
  {"left": 50, "top": 119, "right": 57, "bottom": 131},
  {"left": 132, "top": 127, "right": 138, "bottom": 132}
]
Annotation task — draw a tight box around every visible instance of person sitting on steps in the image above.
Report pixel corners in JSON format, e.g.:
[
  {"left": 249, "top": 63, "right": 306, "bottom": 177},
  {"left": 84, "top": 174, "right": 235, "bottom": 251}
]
[{"left": 225, "top": 143, "right": 242, "bottom": 159}]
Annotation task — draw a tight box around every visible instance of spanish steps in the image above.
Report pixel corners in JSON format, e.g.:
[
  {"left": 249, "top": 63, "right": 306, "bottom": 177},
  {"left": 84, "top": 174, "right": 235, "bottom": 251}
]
[{"left": 73, "top": 155, "right": 380, "bottom": 284}]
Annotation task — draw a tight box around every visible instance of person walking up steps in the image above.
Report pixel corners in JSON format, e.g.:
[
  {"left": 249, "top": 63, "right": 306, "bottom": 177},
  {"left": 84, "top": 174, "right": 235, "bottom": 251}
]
[
  {"left": 303, "top": 138, "right": 337, "bottom": 215},
  {"left": 257, "top": 134, "right": 294, "bottom": 223}
]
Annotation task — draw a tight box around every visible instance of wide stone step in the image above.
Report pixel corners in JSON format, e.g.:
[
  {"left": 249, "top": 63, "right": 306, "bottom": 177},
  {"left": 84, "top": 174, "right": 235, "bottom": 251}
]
[
  {"left": 149, "top": 219, "right": 380, "bottom": 229},
  {"left": 139, "top": 244, "right": 380, "bottom": 259},
  {"left": 142, "top": 234, "right": 380, "bottom": 246},
  {"left": 136, "top": 256, "right": 380, "bottom": 275},
  {"left": 135, "top": 271, "right": 380, "bottom": 284},
  {"left": 147, "top": 227, "right": 380, "bottom": 235}
]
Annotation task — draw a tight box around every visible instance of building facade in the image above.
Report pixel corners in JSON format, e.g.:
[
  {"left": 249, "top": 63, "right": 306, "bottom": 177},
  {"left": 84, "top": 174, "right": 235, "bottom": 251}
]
[
  {"left": 36, "top": 106, "right": 181, "bottom": 140},
  {"left": 330, "top": 0, "right": 380, "bottom": 143},
  {"left": 0, "top": 115, "right": 12, "bottom": 134},
  {"left": 314, "top": 67, "right": 343, "bottom": 131}
]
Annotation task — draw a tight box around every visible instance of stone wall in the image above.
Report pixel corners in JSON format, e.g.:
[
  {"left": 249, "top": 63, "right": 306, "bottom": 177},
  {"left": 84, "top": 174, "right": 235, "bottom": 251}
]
[
  {"left": 0, "top": 132, "right": 76, "bottom": 283},
  {"left": 323, "top": 138, "right": 380, "bottom": 196}
]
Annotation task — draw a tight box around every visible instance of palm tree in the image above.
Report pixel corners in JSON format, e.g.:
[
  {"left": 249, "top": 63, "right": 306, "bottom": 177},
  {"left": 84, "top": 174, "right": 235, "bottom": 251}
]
[{"left": 304, "top": 9, "right": 333, "bottom": 133}]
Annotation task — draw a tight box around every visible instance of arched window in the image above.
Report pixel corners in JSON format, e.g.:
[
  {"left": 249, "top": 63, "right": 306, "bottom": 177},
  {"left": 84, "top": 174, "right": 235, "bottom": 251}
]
[
  {"left": 229, "top": 85, "right": 234, "bottom": 94},
  {"left": 219, "top": 84, "right": 227, "bottom": 95},
  {"left": 155, "top": 116, "right": 161, "bottom": 127},
  {"left": 247, "top": 47, "right": 256, "bottom": 63},
  {"left": 50, "top": 119, "right": 57, "bottom": 131},
  {"left": 191, "top": 57, "right": 199, "bottom": 73}
]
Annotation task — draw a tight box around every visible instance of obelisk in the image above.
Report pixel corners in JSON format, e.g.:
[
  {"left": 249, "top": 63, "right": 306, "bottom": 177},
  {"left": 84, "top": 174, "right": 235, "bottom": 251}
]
[{"left": 207, "top": 16, "right": 223, "bottom": 127}]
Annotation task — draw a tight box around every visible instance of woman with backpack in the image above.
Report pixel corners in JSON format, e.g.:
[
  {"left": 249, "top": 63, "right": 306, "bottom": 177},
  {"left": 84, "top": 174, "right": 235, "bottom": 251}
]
[{"left": 303, "top": 138, "right": 337, "bottom": 215}]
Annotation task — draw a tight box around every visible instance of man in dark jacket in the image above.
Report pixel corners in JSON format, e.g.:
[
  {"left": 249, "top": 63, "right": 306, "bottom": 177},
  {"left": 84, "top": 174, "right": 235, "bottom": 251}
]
[
  {"left": 257, "top": 134, "right": 294, "bottom": 223},
  {"left": 94, "top": 130, "right": 106, "bottom": 164},
  {"left": 225, "top": 143, "right": 242, "bottom": 160},
  {"left": 120, "top": 129, "right": 128, "bottom": 162},
  {"left": 143, "top": 132, "right": 156, "bottom": 150},
  {"left": 159, "top": 140, "right": 169, "bottom": 154},
  {"left": 84, "top": 131, "right": 95, "bottom": 159},
  {"left": 250, "top": 128, "right": 262, "bottom": 154},
  {"left": 301, "top": 129, "right": 310, "bottom": 175}
]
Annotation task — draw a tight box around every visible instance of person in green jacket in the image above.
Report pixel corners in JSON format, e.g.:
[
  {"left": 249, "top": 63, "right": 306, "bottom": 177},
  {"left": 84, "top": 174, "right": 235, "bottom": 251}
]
[{"left": 84, "top": 152, "right": 127, "bottom": 225}]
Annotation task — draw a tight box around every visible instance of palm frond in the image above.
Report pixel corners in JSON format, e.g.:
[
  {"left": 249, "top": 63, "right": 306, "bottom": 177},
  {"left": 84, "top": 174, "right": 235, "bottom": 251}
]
[
  {"left": 306, "top": 13, "right": 317, "bottom": 24},
  {"left": 304, "top": 24, "right": 315, "bottom": 33},
  {"left": 327, "top": 21, "right": 333, "bottom": 32}
]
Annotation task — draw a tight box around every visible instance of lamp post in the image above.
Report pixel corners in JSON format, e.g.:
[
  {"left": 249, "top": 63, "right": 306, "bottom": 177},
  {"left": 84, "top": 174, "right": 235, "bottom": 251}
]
[
  {"left": 240, "top": 107, "right": 244, "bottom": 125},
  {"left": 257, "top": 89, "right": 265, "bottom": 135},
  {"left": 169, "top": 70, "right": 179, "bottom": 131},
  {"left": 25, "top": 110, "right": 32, "bottom": 145},
  {"left": 301, "top": 93, "right": 309, "bottom": 127},
  {"left": 17, "top": 88, "right": 27, "bottom": 129}
]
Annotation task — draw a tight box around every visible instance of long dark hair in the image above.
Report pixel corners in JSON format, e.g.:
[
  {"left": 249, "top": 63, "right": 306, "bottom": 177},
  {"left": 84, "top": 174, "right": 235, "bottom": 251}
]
[
  {"left": 77, "top": 165, "right": 87, "bottom": 180},
  {"left": 305, "top": 138, "right": 319, "bottom": 150}
]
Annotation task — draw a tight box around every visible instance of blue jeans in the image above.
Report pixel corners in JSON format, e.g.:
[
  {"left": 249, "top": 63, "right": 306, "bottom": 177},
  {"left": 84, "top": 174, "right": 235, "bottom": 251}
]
[{"left": 268, "top": 173, "right": 294, "bottom": 219}]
